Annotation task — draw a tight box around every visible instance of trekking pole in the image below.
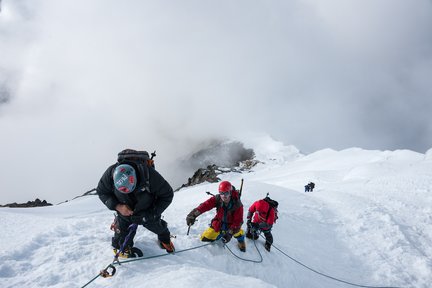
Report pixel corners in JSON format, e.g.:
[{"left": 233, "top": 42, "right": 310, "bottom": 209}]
[
  {"left": 187, "top": 224, "right": 191, "bottom": 236},
  {"left": 206, "top": 191, "right": 215, "bottom": 196},
  {"left": 239, "top": 178, "right": 244, "bottom": 198}
]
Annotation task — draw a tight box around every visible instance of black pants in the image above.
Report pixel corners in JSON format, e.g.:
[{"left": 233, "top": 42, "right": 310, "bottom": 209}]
[
  {"left": 112, "top": 214, "right": 171, "bottom": 249},
  {"left": 246, "top": 223, "right": 273, "bottom": 246}
]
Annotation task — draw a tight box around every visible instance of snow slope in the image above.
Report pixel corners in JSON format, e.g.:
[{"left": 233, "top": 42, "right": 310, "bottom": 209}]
[{"left": 1, "top": 141, "right": 431, "bottom": 288}]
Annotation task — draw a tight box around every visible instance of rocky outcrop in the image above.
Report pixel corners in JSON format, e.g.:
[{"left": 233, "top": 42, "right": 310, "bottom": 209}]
[
  {"left": 176, "top": 159, "right": 261, "bottom": 191},
  {"left": 0, "top": 198, "right": 53, "bottom": 208},
  {"left": 178, "top": 164, "right": 221, "bottom": 190}
]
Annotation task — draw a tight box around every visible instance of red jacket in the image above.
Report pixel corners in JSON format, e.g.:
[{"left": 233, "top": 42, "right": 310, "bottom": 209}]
[
  {"left": 248, "top": 199, "right": 276, "bottom": 227},
  {"left": 196, "top": 190, "right": 243, "bottom": 233}
]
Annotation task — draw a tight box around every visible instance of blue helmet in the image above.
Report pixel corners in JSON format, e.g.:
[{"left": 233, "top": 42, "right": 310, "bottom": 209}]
[{"left": 113, "top": 164, "right": 137, "bottom": 193}]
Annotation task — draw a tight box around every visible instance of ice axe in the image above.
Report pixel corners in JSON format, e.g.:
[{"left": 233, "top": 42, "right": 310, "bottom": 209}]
[
  {"left": 187, "top": 224, "right": 192, "bottom": 236},
  {"left": 239, "top": 178, "right": 244, "bottom": 198}
]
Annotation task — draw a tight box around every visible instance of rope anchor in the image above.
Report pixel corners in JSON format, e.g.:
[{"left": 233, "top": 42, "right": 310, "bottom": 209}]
[{"left": 99, "top": 264, "right": 116, "bottom": 278}]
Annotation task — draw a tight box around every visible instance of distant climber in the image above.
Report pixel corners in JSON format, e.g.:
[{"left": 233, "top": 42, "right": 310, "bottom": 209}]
[
  {"left": 308, "top": 182, "right": 315, "bottom": 192},
  {"left": 305, "top": 182, "right": 315, "bottom": 192}
]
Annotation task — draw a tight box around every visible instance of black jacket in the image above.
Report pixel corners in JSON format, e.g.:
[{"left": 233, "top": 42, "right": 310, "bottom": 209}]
[{"left": 97, "top": 162, "right": 173, "bottom": 222}]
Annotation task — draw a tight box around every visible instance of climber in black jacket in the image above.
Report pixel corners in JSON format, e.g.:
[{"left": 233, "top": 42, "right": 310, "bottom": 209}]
[{"left": 97, "top": 149, "right": 175, "bottom": 256}]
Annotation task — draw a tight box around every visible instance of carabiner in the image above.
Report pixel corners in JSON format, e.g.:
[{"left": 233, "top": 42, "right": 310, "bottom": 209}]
[{"left": 100, "top": 264, "right": 116, "bottom": 278}]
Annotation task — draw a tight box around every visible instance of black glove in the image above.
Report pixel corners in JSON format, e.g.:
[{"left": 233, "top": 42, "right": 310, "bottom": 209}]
[
  {"left": 186, "top": 214, "right": 196, "bottom": 226},
  {"left": 246, "top": 219, "right": 252, "bottom": 229},
  {"left": 250, "top": 222, "right": 258, "bottom": 233},
  {"left": 186, "top": 209, "right": 200, "bottom": 226},
  {"left": 221, "top": 233, "right": 232, "bottom": 243}
]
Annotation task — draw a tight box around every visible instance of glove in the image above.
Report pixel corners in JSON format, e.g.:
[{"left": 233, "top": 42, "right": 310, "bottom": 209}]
[
  {"left": 250, "top": 222, "right": 258, "bottom": 233},
  {"left": 221, "top": 232, "right": 232, "bottom": 243},
  {"left": 186, "top": 209, "right": 200, "bottom": 226},
  {"left": 186, "top": 214, "right": 196, "bottom": 226},
  {"left": 246, "top": 219, "right": 252, "bottom": 229}
]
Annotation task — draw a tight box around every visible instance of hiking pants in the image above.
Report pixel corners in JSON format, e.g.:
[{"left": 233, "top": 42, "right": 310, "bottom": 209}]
[
  {"left": 112, "top": 214, "right": 171, "bottom": 249},
  {"left": 200, "top": 227, "right": 245, "bottom": 242},
  {"left": 246, "top": 224, "right": 273, "bottom": 246}
]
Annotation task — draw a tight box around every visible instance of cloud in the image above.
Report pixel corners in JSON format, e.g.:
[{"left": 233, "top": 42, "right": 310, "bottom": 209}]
[{"left": 0, "top": 0, "right": 431, "bottom": 203}]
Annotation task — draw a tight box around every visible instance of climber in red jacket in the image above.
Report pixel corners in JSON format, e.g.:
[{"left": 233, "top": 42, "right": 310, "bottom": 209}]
[
  {"left": 246, "top": 196, "right": 277, "bottom": 251},
  {"left": 186, "top": 180, "right": 246, "bottom": 252}
]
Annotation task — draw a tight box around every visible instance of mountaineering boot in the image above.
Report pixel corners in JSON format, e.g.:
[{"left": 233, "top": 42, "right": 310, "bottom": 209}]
[
  {"left": 113, "top": 247, "right": 132, "bottom": 258},
  {"left": 159, "top": 240, "right": 175, "bottom": 253},
  {"left": 238, "top": 241, "right": 246, "bottom": 252},
  {"left": 113, "top": 248, "right": 126, "bottom": 258},
  {"left": 113, "top": 246, "right": 143, "bottom": 258},
  {"left": 201, "top": 237, "right": 214, "bottom": 242},
  {"left": 264, "top": 242, "right": 271, "bottom": 252}
]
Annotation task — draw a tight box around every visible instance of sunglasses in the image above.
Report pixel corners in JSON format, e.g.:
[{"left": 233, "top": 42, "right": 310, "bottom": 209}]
[{"left": 219, "top": 191, "right": 231, "bottom": 197}]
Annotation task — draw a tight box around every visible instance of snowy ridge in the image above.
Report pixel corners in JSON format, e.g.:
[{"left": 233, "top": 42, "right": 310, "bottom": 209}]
[{"left": 1, "top": 142, "right": 432, "bottom": 288}]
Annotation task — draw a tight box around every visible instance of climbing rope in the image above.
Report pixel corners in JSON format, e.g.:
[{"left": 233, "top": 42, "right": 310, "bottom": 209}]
[
  {"left": 82, "top": 232, "right": 405, "bottom": 288},
  {"left": 81, "top": 242, "right": 213, "bottom": 288},
  {"left": 262, "top": 235, "right": 405, "bottom": 288},
  {"left": 223, "top": 238, "right": 263, "bottom": 263}
]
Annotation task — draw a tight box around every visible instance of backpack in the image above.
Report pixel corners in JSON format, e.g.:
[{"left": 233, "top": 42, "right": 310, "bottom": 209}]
[
  {"left": 263, "top": 195, "right": 279, "bottom": 223},
  {"left": 117, "top": 149, "right": 155, "bottom": 167},
  {"left": 116, "top": 149, "right": 156, "bottom": 193}
]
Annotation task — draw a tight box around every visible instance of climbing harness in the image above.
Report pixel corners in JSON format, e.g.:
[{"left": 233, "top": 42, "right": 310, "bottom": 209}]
[{"left": 260, "top": 234, "right": 405, "bottom": 288}]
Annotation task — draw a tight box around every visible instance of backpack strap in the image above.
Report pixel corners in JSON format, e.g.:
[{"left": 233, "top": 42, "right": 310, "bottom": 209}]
[
  {"left": 214, "top": 194, "right": 222, "bottom": 211},
  {"left": 135, "top": 162, "right": 151, "bottom": 194},
  {"left": 266, "top": 204, "right": 273, "bottom": 221},
  {"left": 264, "top": 196, "right": 278, "bottom": 221}
]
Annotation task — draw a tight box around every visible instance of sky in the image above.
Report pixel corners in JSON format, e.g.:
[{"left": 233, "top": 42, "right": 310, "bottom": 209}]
[
  {"left": 1, "top": 138, "right": 431, "bottom": 287},
  {"left": 0, "top": 0, "right": 432, "bottom": 204}
]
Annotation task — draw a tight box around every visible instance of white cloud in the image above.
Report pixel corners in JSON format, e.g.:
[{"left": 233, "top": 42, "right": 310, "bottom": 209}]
[{"left": 0, "top": 0, "right": 431, "bottom": 203}]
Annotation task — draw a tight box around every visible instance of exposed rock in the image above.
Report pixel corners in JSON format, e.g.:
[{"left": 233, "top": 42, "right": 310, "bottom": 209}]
[
  {"left": 176, "top": 159, "right": 261, "bottom": 191},
  {"left": 0, "top": 198, "right": 53, "bottom": 208},
  {"left": 178, "top": 164, "right": 221, "bottom": 190},
  {"left": 238, "top": 159, "right": 261, "bottom": 170}
]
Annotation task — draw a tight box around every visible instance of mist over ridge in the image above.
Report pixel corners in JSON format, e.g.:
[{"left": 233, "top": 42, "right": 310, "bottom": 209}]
[{"left": 1, "top": 0, "right": 431, "bottom": 204}]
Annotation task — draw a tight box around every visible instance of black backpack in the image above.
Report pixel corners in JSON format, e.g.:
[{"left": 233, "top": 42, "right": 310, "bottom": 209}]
[
  {"left": 117, "top": 149, "right": 155, "bottom": 167},
  {"left": 263, "top": 195, "right": 279, "bottom": 223}
]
